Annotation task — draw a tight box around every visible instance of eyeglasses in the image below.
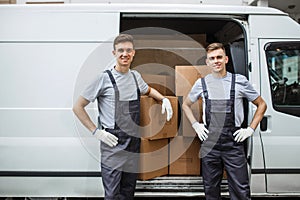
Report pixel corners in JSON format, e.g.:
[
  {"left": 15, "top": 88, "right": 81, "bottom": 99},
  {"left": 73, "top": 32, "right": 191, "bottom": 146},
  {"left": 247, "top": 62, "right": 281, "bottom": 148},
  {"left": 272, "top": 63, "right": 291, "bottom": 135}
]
[
  {"left": 116, "top": 48, "right": 134, "bottom": 54},
  {"left": 208, "top": 55, "right": 224, "bottom": 61}
]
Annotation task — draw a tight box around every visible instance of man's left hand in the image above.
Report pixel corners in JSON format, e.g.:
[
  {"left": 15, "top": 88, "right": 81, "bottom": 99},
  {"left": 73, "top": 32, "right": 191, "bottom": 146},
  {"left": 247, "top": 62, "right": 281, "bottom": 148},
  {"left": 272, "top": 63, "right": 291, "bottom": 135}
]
[
  {"left": 162, "top": 98, "right": 173, "bottom": 121},
  {"left": 233, "top": 127, "right": 254, "bottom": 142}
]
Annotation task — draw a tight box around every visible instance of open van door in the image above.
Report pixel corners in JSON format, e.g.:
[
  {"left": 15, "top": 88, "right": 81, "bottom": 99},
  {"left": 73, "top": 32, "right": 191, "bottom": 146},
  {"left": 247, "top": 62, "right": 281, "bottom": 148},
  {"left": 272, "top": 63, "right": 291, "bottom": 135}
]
[{"left": 259, "top": 39, "right": 300, "bottom": 193}]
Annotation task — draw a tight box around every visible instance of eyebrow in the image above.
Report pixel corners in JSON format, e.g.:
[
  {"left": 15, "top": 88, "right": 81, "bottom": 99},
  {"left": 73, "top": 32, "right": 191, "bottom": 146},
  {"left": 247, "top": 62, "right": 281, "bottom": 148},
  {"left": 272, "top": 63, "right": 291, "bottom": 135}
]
[
  {"left": 208, "top": 55, "right": 224, "bottom": 60},
  {"left": 116, "top": 48, "right": 133, "bottom": 52}
]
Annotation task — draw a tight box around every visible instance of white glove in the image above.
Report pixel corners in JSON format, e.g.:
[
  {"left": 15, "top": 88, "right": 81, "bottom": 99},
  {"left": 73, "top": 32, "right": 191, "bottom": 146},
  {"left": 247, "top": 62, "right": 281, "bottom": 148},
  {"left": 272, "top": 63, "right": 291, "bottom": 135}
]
[
  {"left": 233, "top": 127, "right": 254, "bottom": 142},
  {"left": 192, "top": 122, "right": 209, "bottom": 141},
  {"left": 161, "top": 98, "right": 173, "bottom": 121},
  {"left": 93, "top": 128, "right": 118, "bottom": 147}
]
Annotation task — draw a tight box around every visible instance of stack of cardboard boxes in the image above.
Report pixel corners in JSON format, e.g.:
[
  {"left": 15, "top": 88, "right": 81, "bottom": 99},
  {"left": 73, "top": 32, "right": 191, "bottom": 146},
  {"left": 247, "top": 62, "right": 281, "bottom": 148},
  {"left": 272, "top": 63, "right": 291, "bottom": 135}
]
[
  {"left": 169, "top": 65, "right": 211, "bottom": 177},
  {"left": 138, "top": 95, "right": 178, "bottom": 180},
  {"left": 138, "top": 65, "right": 211, "bottom": 180},
  {"left": 133, "top": 33, "right": 215, "bottom": 180}
]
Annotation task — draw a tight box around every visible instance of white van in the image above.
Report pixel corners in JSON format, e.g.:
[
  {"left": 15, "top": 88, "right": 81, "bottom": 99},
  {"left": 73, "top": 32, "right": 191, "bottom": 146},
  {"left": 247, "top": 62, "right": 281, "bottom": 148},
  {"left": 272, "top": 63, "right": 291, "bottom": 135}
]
[{"left": 0, "top": 3, "right": 299, "bottom": 198}]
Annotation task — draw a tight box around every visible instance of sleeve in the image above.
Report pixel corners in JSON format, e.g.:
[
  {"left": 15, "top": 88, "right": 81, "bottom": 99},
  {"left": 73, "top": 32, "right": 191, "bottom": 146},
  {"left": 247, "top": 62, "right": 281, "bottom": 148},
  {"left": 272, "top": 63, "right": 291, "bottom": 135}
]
[
  {"left": 238, "top": 75, "right": 259, "bottom": 102},
  {"left": 81, "top": 73, "right": 106, "bottom": 103},
  {"left": 188, "top": 78, "right": 203, "bottom": 103},
  {"left": 132, "top": 70, "right": 149, "bottom": 95}
]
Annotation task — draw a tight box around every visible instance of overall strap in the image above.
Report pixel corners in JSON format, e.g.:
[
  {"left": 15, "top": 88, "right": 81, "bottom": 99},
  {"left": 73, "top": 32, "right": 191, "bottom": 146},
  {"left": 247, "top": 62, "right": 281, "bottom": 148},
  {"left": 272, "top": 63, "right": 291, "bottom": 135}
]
[
  {"left": 201, "top": 77, "right": 209, "bottom": 100},
  {"left": 230, "top": 73, "right": 237, "bottom": 129},
  {"left": 105, "top": 69, "right": 119, "bottom": 129},
  {"left": 131, "top": 72, "right": 141, "bottom": 98},
  {"left": 96, "top": 70, "right": 118, "bottom": 129},
  {"left": 105, "top": 69, "right": 118, "bottom": 92},
  {"left": 230, "top": 73, "right": 236, "bottom": 100},
  {"left": 201, "top": 77, "right": 210, "bottom": 127}
]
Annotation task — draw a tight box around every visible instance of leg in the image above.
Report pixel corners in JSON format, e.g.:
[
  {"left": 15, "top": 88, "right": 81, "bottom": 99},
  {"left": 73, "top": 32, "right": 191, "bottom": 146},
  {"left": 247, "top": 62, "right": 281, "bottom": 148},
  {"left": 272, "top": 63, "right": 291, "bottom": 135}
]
[
  {"left": 119, "top": 154, "right": 139, "bottom": 200},
  {"left": 101, "top": 164, "right": 122, "bottom": 200},
  {"left": 119, "top": 171, "right": 138, "bottom": 200},
  {"left": 202, "top": 148, "right": 223, "bottom": 200},
  {"left": 223, "top": 145, "right": 250, "bottom": 200}
]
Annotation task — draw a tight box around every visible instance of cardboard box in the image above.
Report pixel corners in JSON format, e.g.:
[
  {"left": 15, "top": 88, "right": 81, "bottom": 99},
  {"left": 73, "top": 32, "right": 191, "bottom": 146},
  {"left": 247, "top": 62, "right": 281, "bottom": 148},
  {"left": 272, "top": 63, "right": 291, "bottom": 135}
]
[
  {"left": 132, "top": 48, "right": 207, "bottom": 69},
  {"left": 175, "top": 65, "right": 212, "bottom": 97},
  {"left": 188, "top": 34, "right": 207, "bottom": 47},
  {"left": 169, "top": 136, "right": 201, "bottom": 175},
  {"left": 140, "top": 96, "right": 178, "bottom": 140},
  {"left": 141, "top": 74, "right": 175, "bottom": 96},
  {"left": 134, "top": 34, "right": 206, "bottom": 48},
  {"left": 138, "top": 138, "right": 169, "bottom": 180}
]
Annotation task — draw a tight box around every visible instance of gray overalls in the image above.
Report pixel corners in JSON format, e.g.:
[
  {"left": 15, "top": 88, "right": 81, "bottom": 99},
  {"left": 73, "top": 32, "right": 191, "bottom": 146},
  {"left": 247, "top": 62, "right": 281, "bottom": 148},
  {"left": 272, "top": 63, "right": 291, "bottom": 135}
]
[
  {"left": 201, "top": 74, "right": 250, "bottom": 200},
  {"left": 99, "top": 70, "right": 141, "bottom": 200}
]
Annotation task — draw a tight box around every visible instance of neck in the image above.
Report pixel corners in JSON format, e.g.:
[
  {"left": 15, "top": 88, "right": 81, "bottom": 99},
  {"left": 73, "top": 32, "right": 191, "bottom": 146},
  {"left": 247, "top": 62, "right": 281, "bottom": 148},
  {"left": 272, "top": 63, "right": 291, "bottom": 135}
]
[
  {"left": 115, "top": 64, "right": 130, "bottom": 73},
  {"left": 212, "top": 70, "right": 227, "bottom": 78}
]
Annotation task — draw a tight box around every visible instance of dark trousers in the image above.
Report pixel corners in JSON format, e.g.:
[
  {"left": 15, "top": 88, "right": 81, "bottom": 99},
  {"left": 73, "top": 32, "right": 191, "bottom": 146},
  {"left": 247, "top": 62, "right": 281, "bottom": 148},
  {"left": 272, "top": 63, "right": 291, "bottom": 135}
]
[
  {"left": 202, "top": 142, "right": 250, "bottom": 200},
  {"left": 101, "top": 164, "right": 137, "bottom": 200}
]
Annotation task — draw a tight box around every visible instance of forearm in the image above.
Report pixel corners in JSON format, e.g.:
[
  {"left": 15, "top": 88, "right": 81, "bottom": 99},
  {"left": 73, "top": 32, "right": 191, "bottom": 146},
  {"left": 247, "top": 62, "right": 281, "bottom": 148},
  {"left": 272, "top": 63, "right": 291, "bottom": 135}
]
[
  {"left": 73, "top": 96, "right": 97, "bottom": 132},
  {"left": 147, "top": 87, "right": 165, "bottom": 101},
  {"left": 182, "top": 97, "right": 198, "bottom": 125},
  {"left": 249, "top": 96, "right": 267, "bottom": 130}
]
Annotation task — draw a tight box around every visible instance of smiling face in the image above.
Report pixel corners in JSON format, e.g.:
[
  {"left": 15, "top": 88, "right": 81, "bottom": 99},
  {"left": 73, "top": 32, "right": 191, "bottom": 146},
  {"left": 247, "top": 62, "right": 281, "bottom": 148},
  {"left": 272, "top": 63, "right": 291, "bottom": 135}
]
[
  {"left": 113, "top": 41, "right": 135, "bottom": 73},
  {"left": 205, "top": 44, "right": 228, "bottom": 77}
]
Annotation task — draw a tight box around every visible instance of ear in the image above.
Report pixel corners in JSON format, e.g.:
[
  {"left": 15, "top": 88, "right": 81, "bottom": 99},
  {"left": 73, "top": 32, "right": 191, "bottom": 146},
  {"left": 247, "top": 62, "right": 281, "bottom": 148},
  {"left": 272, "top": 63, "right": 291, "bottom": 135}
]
[
  {"left": 205, "top": 58, "right": 209, "bottom": 66},
  {"left": 112, "top": 50, "right": 116, "bottom": 56},
  {"left": 225, "top": 55, "right": 229, "bottom": 64},
  {"left": 132, "top": 49, "right": 136, "bottom": 57}
]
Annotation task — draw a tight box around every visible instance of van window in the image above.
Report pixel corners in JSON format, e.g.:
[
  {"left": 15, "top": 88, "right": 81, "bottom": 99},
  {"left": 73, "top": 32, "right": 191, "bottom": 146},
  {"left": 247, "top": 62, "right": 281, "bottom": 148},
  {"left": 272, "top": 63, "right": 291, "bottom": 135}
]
[{"left": 265, "top": 42, "right": 300, "bottom": 117}]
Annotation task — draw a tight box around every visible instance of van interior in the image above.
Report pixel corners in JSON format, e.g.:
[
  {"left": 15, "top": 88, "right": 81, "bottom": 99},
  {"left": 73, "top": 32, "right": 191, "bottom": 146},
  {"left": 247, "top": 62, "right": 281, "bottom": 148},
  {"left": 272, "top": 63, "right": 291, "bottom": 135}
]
[{"left": 120, "top": 14, "right": 249, "bottom": 193}]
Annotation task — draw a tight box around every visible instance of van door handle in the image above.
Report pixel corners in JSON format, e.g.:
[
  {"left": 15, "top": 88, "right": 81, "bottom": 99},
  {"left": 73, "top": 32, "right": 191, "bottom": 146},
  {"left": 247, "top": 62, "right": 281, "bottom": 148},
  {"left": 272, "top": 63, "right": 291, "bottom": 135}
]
[{"left": 260, "top": 116, "right": 268, "bottom": 131}]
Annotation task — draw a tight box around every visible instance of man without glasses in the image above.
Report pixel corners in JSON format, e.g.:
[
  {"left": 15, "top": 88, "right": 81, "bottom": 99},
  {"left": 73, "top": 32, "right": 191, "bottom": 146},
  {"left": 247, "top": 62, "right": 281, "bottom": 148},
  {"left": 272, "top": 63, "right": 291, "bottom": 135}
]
[{"left": 183, "top": 42, "right": 267, "bottom": 200}]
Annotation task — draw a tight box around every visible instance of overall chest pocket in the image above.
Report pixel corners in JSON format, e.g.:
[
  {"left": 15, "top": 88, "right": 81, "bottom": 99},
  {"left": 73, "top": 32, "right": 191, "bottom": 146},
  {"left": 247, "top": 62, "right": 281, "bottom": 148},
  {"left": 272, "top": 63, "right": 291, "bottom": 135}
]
[
  {"left": 210, "top": 100, "right": 232, "bottom": 113},
  {"left": 120, "top": 101, "right": 139, "bottom": 114}
]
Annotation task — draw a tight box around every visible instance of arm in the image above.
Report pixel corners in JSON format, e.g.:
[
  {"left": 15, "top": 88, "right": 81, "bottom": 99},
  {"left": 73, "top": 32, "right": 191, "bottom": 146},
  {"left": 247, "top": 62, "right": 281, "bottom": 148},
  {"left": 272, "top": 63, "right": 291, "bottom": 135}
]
[
  {"left": 72, "top": 96, "right": 97, "bottom": 132},
  {"left": 73, "top": 95, "right": 118, "bottom": 147},
  {"left": 182, "top": 96, "right": 198, "bottom": 125},
  {"left": 147, "top": 87, "right": 165, "bottom": 101},
  {"left": 183, "top": 96, "right": 209, "bottom": 141},
  {"left": 147, "top": 87, "right": 173, "bottom": 121},
  {"left": 234, "top": 96, "right": 267, "bottom": 142},
  {"left": 249, "top": 96, "right": 267, "bottom": 130}
]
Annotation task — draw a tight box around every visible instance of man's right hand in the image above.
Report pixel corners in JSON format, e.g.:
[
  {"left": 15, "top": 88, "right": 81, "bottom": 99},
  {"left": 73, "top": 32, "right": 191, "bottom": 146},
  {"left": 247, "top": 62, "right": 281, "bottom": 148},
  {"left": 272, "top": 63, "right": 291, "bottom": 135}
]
[
  {"left": 93, "top": 128, "right": 118, "bottom": 147},
  {"left": 192, "top": 122, "right": 209, "bottom": 141}
]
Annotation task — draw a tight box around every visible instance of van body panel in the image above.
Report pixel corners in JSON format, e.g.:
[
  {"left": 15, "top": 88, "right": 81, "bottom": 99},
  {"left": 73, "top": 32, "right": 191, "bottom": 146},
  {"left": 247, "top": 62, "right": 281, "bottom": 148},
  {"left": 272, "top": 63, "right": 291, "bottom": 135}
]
[
  {"left": 0, "top": 43, "right": 100, "bottom": 108},
  {"left": 249, "top": 15, "right": 300, "bottom": 38},
  {"left": 257, "top": 38, "right": 300, "bottom": 193},
  {"left": 0, "top": 6, "right": 119, "bottom": 197},
  {"left": 0, "top": 10, "right": 119, "bottom": 41},
  {"left": 0, "top": 177, "right": 103, "bottom": 197}
]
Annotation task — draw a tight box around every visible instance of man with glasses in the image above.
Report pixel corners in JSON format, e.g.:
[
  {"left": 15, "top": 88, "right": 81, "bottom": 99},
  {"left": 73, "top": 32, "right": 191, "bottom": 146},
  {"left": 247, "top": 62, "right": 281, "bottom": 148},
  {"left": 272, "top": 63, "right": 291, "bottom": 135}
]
[
  {"left": 183, "top": 43, "right": 266, "bottom": 199},
  {"left": 73, "top": 34, "right": 173, "bottom": 199}
]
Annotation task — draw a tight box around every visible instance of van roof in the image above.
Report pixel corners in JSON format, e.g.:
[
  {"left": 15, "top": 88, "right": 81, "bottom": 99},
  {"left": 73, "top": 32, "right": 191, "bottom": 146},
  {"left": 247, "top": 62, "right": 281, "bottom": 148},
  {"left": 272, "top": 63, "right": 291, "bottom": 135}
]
[{"left": 1, "top": 3, "right": 287, "bottom": 16}]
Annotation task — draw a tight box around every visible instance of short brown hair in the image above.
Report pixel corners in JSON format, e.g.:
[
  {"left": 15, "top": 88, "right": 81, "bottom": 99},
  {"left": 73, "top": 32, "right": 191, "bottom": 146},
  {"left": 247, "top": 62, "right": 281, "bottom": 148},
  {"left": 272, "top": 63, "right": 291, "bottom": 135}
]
[
  {"left": 206, "top": 43, "right": 225, "bottom": 54},
  {"left": 113, "top": 34, "right": 134, "bottom": 50}
]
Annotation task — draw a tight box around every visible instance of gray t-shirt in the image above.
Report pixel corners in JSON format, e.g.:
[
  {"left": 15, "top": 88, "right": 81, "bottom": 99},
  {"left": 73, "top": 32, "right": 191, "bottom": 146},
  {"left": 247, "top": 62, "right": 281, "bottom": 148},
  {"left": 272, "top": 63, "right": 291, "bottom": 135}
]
[
  {"left": 188, "top": 72, "right": 259, "bottom": 127},
  {"left": 81, "top": 68, "right": 149, "bottom": 129}
]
